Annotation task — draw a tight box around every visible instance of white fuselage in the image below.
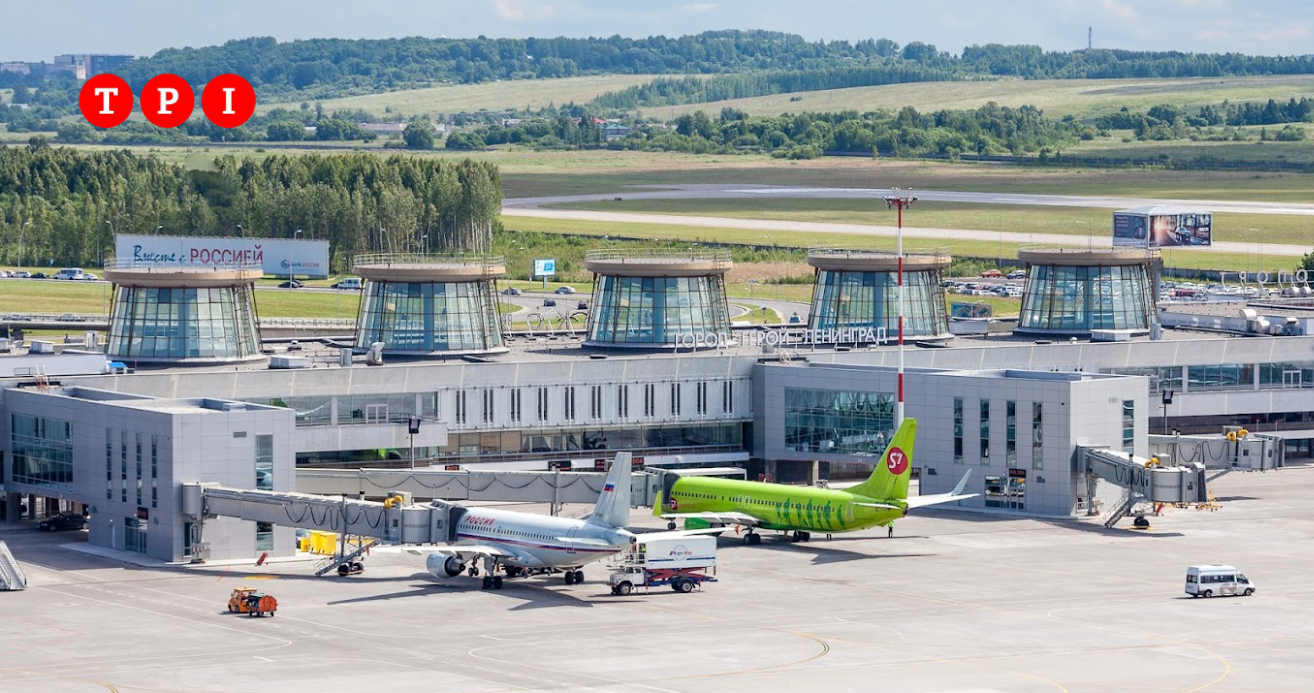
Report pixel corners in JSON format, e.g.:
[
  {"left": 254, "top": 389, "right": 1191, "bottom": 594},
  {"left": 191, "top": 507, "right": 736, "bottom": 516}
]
[{"left": 452, "top": 505, "right": 634, "bottom": 569}]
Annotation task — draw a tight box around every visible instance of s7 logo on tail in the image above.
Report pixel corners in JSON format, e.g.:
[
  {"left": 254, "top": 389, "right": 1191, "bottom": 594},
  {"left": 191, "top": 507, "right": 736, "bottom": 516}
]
[{"left": 886, "top": 447, "right": 908, "bottom": 474}]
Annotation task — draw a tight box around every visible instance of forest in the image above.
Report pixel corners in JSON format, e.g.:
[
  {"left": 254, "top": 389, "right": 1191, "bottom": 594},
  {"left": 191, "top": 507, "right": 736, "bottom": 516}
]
[
  {"left": 0, "top": 143, "right": 502, "bottom": 270},
  {"left": 457, "top": 103, "right": 1093, "bottom": 158}
]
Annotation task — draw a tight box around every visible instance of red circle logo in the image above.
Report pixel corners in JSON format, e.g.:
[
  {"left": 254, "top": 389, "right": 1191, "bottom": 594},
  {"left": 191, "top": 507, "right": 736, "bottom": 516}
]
[
  {"left": 140, "top": 74, "right": 194, "bottom": 128},
  {"left": 201, "top": 74, "right": 256, "bottom": 128},
  {"left": 79, "top": 74, "right": 133, "bottom": 128},
  {"left": 886, "top": 447, "right": 909, "bottom": 475}
]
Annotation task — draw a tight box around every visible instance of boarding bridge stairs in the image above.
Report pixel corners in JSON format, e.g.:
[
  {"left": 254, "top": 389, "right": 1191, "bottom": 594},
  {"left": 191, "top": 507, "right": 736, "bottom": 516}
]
[
  {"left": 313, "top": 539, "right": 377, "bottom": 577},
  {"left": 0, "top": 541, "right": 26, "bottom": 591},
  {"left": 1077, "top": 447, "right": 1209, "bottom": 528}
]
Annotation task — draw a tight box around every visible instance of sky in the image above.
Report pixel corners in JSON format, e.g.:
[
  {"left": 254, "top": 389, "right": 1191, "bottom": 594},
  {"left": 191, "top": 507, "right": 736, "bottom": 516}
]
[{"left": 2, "top": 0, "right": 1312, "bottom": 62}]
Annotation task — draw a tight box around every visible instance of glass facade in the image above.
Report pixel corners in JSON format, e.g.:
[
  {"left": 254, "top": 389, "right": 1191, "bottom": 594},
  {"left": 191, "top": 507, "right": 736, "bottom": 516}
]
[
  {"left": 1187, "top": 364, "right": 1254, "bottom": 392},
  {"left": 1122, "top": 400, "right": 1135, "bottom": 453},
  {"left": 1032, "top": 402, "right": 1044, "bottom": 469},
  {"left": 108, "top": 285, "right": 261, "bottom": 360},
  {"left": 588, "top": 275, "right": 731, "bottom": 347},
  {"left": 10, "top": 414, "right": 73, "bottom": 490},
  {"left": 1018, "top": 264, "right": 1155, "bottom": 334},
  {"left": 783, "top": 388, "right": 894, "bottom": 457},
  {"left": 355, "top": 280, "right": 503, "bottom": 353},
  {"left": 809, "top": 269, "right": 949, "bottom": 338},
  {"left": 255, "top": 435, "right": 274, "bottom": 491}
]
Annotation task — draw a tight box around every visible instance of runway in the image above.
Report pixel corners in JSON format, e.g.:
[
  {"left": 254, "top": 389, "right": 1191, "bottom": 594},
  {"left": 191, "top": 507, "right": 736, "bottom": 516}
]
[{"left": 503, "top": 185, "right": 1312, "bottom": 257}]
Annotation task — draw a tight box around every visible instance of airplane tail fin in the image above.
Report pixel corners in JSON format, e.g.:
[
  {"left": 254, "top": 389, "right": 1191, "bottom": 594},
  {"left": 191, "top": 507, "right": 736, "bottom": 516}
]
[
  {"left": 848, "top": 418, "right": 917, "bottom": 501},
  {"left": 588, "top": 453, "right": 632, "bottom": 528}
]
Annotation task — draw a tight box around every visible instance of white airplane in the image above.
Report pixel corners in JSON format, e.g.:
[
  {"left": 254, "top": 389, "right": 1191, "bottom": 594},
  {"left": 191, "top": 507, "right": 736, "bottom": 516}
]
[{"left": 396, "top": 453, "right": 714, "bottom": 589}]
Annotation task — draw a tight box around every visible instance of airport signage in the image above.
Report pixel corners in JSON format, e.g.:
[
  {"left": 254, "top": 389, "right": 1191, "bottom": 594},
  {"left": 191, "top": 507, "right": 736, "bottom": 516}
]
[
  {"left": 115, "top": 234, "right": 331, "bottom": 278},
  {"left": 676, "top": 327, "right": 890, "bottom": 349},
  {"left": 533, "top": 258, "right": 557, "bottom": 277}
]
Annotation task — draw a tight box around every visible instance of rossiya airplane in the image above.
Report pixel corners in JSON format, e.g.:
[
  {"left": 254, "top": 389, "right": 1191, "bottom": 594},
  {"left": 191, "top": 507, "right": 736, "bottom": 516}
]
[
  {"left": 654, "top": 418, "right": 975, "bottom": 544},
  {"left": 391, "top": 452, "right": 719, "bottom": 589}
]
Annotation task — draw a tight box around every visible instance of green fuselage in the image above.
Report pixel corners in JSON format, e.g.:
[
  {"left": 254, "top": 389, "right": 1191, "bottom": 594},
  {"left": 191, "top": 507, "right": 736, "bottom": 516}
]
[{"left": 669, "top": 476, "right": 905, "bottom": 533}]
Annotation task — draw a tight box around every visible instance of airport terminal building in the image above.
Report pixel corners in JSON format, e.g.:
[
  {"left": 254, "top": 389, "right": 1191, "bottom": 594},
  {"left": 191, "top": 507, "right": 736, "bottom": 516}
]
[{"left": 2, "top": 250, "right": 1312, "bottom": 561}]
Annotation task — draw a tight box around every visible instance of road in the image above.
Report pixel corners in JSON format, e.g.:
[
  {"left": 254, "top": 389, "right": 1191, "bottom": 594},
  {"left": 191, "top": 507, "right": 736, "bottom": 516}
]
[{"left": 503, "top": 184, "right": 1314, "bottom": 257}]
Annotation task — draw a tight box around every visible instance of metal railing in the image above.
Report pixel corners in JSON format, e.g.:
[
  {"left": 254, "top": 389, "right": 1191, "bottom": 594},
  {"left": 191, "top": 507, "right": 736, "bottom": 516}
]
[
  {"left": 104, "top": 258, "right": 262, "bottom": 272},
  {"left": 352, "top": 253, "right": 504, "bottom": 268},
  {"left": 586, "top": 248, "right": 732, "bottom": 266},
  {"left": 807, "top": 246, "right": 951, "bottom": 262}
]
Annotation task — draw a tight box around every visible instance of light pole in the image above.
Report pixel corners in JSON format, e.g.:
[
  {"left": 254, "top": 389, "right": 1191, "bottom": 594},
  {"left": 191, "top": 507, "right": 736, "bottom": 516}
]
[
  {"left": 884, "top": 192, "right": 917, "bottom": 428},
  {"left": 420, "top": 233, "right": 428, "bottom": 255},
  {"left": 291, "top": 229, "right": 302, "bottom": 284},
  {"left": 1162, "top": 389, "right": 1174, "bottom": 435},
  {"left": 154, "top": 225, "right": 163, "bottom": 237},
  {"left": 236, "top": 224, "right": 243, "bottom": 238},
  {"left": 104, "top": 219, "right": 113, "bottom": 267},
  {"left": 19, "top": 221, "right": 30, "bottom": 267}
]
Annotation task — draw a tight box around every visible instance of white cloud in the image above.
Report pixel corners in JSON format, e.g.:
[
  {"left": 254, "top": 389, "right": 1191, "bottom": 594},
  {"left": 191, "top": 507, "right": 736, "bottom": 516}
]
[
  {"left": 678, "top": 3, "right": 719, "bottom": 12},
  {"left": 1100, "top": 0, "right": 1139, "bottom": 23},
  {"left": 492, "top": 0, "right": 556, "bottom": 21}
]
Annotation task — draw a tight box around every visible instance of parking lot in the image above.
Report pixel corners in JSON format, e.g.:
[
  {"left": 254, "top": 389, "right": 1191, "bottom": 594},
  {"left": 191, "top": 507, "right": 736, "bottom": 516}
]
[{"left": 2, "top": 466, "right": 1313, "bottom": 692}]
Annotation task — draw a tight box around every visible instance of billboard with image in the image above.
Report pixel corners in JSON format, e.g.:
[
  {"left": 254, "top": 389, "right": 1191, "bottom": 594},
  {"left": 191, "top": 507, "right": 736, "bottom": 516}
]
[{"left": 1113, "top": 209, "right": 1212, "bottom": 248}]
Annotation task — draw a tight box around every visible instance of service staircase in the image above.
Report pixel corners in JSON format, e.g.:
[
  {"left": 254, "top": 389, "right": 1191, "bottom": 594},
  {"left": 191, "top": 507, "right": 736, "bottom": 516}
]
[
  {"left": 0, "top": 541, "right": 28, "bottom": 590},
  {"left": 1102, "top": 489, "right": 1138, "bottom": 529},
  {"left": 313, "top": 539, "right": 376, "bottom": 577}
]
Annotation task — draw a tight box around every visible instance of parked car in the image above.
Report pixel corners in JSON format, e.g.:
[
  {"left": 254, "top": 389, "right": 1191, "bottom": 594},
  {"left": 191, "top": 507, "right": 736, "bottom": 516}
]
[
  {"left": 1006, "top": 270, "right": 1027, "bottom": 280},
  {"left": 0, "top": 270, "right": 10, "bottom": 278},
  {"left": 30, "top": 272, "right": 49, "bottom": 279},
  {"left": 980, "top": 269, "right": 1003, "bottom": 278},
  {"left": 331, "top": 278, "right": 362, "bottom": 290},
  {"left": 54, "top": 267, "right": 85, "bottom": 281},
  {"left": 278, "top": 280, "right": 304, "bottom": 289},
  {"left": 576, "top": 301, "right": 589, "bottom": 310},
  {"left": 500, "top": 287, "right": 522, "bottom": 296},
  {"left": 11, "top": 271, "right": 30, "bottom": 278},
  {"left": 554, "top": 286, "right": 576, "bottom": 295},
  {"left": 542, "top": 298, "right": 557, "bottom": 307},
  {"left": 82, "top": 272, "right": 98, "bottom": 281},
  {"left": 39, "top": 511, "right": 87, "bottom": 532}
]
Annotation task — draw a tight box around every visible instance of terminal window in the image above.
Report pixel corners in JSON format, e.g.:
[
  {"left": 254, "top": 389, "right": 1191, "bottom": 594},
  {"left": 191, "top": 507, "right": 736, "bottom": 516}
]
[
  {"left": 783, "top": 388, "right": 894, "bottom": 457},
  {"left": 10, "top": 414, "right": 73, "bottom": 490}
]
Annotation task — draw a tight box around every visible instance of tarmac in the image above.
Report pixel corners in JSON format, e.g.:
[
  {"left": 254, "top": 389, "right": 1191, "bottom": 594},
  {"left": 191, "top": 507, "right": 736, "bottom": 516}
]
[{"left": 2, "top": 465, "right": 1312, "bottom": 693}]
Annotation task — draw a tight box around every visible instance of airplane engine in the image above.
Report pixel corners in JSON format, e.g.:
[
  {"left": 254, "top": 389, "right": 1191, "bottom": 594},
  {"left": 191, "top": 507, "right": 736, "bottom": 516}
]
[{"left": 426, "top": 553, "right": 464, "bottom": 578}]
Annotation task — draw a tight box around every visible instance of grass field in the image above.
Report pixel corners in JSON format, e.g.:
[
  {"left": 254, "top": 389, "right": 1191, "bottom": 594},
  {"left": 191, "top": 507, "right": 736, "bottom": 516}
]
[
  {"left": 68, "top": 139, "right": 1314, "bottom": 204},
  {"left": 647, "top": 75, "right": 1314, "bottom": 120},
  {"left": 543, "top": 197, "right": 1314, "bottom": 247},
  {"left": 0, "top": 281, "right": 362, "bottom": 319},
  {"left": 498, "top": 214, "right": 1298, "bottom": 274},
  {"left": 258, "top": 74, "right": 664, "bottom": 118}
]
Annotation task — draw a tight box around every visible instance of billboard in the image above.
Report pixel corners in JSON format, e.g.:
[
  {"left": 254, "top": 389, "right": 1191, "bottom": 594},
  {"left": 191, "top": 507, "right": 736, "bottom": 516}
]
[
  {"left": 1113, "top": 211, "right": 1212, "bottom": 248},
  {"left": 533, "top": 258, "right": 556, "bottom": 277},
  {"left": 114, "top": 234, "right": 331, "bottom": 278}
]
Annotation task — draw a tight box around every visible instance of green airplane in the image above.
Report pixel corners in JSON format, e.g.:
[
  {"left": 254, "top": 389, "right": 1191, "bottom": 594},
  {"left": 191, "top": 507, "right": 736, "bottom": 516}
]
[{"left": 654, "top": 418, "right": 974, "bottom": 544}]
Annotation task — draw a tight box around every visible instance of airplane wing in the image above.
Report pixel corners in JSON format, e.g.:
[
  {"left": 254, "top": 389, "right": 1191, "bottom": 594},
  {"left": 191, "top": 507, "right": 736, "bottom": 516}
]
[
  {"left": 904, "top": 470, "right": 978, "bottom": 510},
  {"left": 657, "top": 511, "right": 765, "bottom": 528},
  {"left": 553, "top": 536, "right": 615, "bottom": 549},
  {"left": 632, "top": 527, "right": 727, "bottom": 544},
  {"left": 374, "top": 543, "right": 545, "bottom": 566},
  {"left": 853, "top": 502, "right": 903, "bottom": 510}
]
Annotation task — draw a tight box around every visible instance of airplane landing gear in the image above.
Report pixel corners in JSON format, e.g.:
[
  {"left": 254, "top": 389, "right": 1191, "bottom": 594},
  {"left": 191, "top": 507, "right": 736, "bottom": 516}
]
[
  {"left": 482, "top": 575, "right": 493, "bottom": 590},
  {"left": 791, "top": 531, "right": 811, "bottom": 542},
  {"left": 492, "top": 575, "right": 504, "bottom": 590},
  {"left": 467, "top": 565, "right": 479, "bottom": 577},
  {"left": 667, "top": 521, "right": 677, "bottom": 530},
  {"left": 563, "top": 569, "right": 585, "bottom": 585},
  {"left": 743, "top": 532, "right": 761, "bottom": 546}
]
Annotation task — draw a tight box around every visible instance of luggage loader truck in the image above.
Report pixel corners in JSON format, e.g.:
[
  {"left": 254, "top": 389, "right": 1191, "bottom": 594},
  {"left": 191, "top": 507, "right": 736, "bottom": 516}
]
[{"left": 608, "top": 535, "right": 717, "bottom": 595}]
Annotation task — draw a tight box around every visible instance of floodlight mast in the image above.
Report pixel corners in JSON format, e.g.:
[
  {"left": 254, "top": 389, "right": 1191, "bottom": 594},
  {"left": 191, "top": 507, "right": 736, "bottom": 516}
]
[{"left": 884, "top": 192, "right": 917, "bottom": 429}]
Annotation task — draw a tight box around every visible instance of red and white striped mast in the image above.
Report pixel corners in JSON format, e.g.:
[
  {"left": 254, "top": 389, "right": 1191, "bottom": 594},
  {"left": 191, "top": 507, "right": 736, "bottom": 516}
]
[{"left": 884, "top": 191, "right": 917, "bottom": 428}]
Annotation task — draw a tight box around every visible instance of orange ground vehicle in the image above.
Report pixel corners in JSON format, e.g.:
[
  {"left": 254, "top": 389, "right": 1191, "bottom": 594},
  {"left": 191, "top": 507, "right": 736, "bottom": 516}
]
[{"left": 227, "top": 587, "right": 278, "bottom": 617}]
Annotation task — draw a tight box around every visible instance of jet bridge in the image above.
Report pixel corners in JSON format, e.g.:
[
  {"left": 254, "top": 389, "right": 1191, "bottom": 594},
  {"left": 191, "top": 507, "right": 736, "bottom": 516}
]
[{"left": 1076, "top": 447, "right": 1209, "bottom": 528}]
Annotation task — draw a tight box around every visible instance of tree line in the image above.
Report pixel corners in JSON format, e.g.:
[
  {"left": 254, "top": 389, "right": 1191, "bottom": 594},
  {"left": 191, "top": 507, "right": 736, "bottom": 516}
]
[
  {"left": 451, "top": 103, "right": 1091, "bottom": 159},
  {"left": 9, "top": 31, "right": 1314, "bottom": 105},
  {"left": 0, "top": 143, "right": 501, "bottom": 269},
  {"left": 589, "top": 64, "right": 958, "bottom": 110}
]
